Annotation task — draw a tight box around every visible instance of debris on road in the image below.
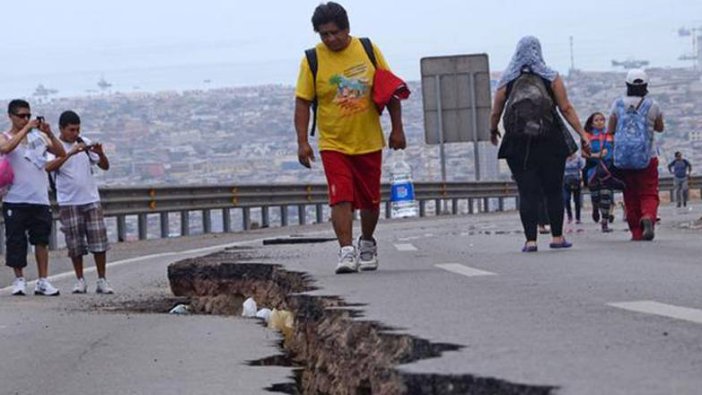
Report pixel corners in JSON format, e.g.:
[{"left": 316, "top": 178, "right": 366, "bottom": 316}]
[
  {"left": 267, "top": 309, "right": 294, "bottom": 341},
  {"left": 169, "top": 304, "right": 190, "bottom": 315},
  {"left": 256, "top": 308, "right": 272, "bottom": 322},
  {"left": 242, "top": 297, "right": 258, "bottom": 317}
]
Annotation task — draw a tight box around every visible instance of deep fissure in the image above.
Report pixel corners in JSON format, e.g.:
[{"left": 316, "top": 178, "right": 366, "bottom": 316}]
[{"left": 163, "top": 248, "right": 556, "bottom": 394}]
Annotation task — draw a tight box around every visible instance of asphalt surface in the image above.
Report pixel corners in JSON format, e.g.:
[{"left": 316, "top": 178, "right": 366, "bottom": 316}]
[{"left": 1, "top": 203, "right": 701, "bottom": 394}]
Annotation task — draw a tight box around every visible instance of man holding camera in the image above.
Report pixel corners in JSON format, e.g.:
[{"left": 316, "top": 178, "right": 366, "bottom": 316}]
[
  {"left": 0, "top": 99, "right": 66, "bottom": 296},
  {"left": 46, "top": 111, "right": 112, "bottom": 294}
]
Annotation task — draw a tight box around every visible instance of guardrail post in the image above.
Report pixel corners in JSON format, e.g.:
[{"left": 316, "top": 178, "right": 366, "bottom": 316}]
[
  {"left": 202, "top": 209, "right": 212, "bottom": 234},
  {"left": 242, "top": 207, "right": 251, "bottom": 230},
  {"left": 160, "top": 212, "right": 169, "bottom": 238},
  {"left": 315, "top": 204, "right": 324, "bottom": 224},
  {"left": 49, "top": 220, "right": 58, "bottom": 250},
  {"left": 281, "top": 205, "right": 288, "bottom": 226},
  {"left": 419, "top": 200, "right": 426, "bottom": 217},
  {"left": 498, "top": 198, "right": 505, "bottom": 212},
  {"left": 468, "top": 198, "right": 475, "bottom": 214},
  {"left": 669, "top": 189, "right": 674, "bottom": 203},
  {"left": 138, "top": 214, "right": 148, "bottom": 240},
  {"left": 117, "top": 215, "right": 127, "bottom": 242},
  {"left": 385, "top": 201, "right": 392, "bottom": 219},
  {"left": 298, "top": 204, "right": 306, "bottom": 225},
  {"left": 515, "top": 196, "right": 520, "bottom": 211},
  {"left": 181, "top": 211, "right": 190, "bottom": 236},
  {"left": 452, "top": 199, "right": 458, "bottom": 215},
  {"left": 483, "top": 198, "right": 490, "bottom": 213},
  {"left": 0, "top": 225, "right": 5, "bottom": 254},
  {"left": 261, "top": 206, "right": 270, "bottom": 228},
  {"left": 434, "top": 199, "right": 441, "bottom": 215},
  {"left": 222, "top": 208, "right": 231, "bottom": 232}
]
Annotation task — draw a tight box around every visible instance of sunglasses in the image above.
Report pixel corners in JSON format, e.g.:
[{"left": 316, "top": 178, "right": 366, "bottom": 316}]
[{"left": 12, "top": 112, "right": 32, "bottom": 120}]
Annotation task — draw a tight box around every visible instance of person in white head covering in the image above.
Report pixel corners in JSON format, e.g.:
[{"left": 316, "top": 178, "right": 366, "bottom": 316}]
[{"left": 489, "top": 36, "right": 590, "bottom": 253}]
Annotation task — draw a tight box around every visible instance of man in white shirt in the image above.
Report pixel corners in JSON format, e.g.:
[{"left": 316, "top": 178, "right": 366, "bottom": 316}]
[
  {"left": 46, "top": 111, "right": 113, "bottom": 294},
  {"left": 0, "top": 99, "right": 66, "bottom": 296}
]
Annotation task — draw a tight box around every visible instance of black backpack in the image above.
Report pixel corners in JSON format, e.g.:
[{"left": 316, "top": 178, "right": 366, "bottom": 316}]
[
  {"left": 503, "top": 66, "right": 554, "bottom": 138},
  {"left": 304, "top": 37, "right": 377, "bottom": 136}
]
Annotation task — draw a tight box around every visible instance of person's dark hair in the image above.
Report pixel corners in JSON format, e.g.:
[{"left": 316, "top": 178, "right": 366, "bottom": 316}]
[
  {"left": 8, "top": 99, "right": 30, "bottom": 115},
  {"left": 59, "top": 110, "right": 81, "bottom": 129},
  {"left": 584, "top": 112, "right": 605, "bottom": 132},
  {"left": 311, "top": 2, "right": 349, "bottom": 32},
  {"left": 675, "top": 151, "right": 682, "bottom": 157},
  {"left": 626, "top": 83, "right": 648, "bottom": 97}
]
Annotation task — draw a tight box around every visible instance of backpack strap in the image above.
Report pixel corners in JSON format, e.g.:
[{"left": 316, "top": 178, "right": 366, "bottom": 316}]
[
  {"left": 359, "top": 37, "right": 377, "bottom": 69},
  {"left": 304, "top": 48, "right": 319, "bottom": 136},
  {"left": 637, "top": 97, "right": 653, "bottom": 115}
]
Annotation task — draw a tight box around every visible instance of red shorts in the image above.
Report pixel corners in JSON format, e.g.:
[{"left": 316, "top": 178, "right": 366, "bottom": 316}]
[{"left": 320, "top": 150, "right": 382, "bottom": 210}]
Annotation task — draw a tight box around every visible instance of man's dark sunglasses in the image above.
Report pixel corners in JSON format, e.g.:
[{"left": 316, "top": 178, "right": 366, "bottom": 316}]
[{"left": 12, "top": 112, "right": 32, "bottom": 119}]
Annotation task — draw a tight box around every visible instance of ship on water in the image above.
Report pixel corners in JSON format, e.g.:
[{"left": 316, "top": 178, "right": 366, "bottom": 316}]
[{"left": 32, "top": 83, "right": 58, "bottom": 97}]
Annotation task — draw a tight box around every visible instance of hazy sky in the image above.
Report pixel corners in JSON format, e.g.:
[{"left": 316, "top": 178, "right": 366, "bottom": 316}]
[{"left": 1, "top": 0, "right": 701, "bottom": 97}]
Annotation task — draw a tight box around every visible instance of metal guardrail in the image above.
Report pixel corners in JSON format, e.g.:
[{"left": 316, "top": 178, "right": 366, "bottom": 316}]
[{"left": 0, "top": 176, "right": 698, "bottom": 253}]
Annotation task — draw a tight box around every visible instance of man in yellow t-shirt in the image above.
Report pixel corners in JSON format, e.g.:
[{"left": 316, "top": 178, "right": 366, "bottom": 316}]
[{"left": 294, "top": 2, "right": 406, "bottom": 275}]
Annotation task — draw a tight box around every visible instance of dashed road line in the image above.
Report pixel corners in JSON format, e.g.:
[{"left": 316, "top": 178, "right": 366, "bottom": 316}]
[
  {"left": 394, "top": 243, "right": 418, "bottom": 252},
  {"left": 435, "top": 264, "right": 496, "bottom": 277},
  {"left": 608, "top": 301, "right": 702, "bottom": 325}
]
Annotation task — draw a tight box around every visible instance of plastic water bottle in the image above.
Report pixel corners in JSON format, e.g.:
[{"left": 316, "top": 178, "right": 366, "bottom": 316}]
[{"left": 390, "top": 151, "right": 418, "bottom": 218}]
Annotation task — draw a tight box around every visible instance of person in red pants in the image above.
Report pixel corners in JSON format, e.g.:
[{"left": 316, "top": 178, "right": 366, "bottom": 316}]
[{"left": 607, "top": 69, "right": 664, "bottom": 241}]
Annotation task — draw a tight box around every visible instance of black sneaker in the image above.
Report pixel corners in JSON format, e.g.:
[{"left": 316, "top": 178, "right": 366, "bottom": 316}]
[
  {"left": 592, "top": 209, "right": 600, "bottom": 223},
  {"left": 641, "top": 218, "right": 655, "bottom": 241}
]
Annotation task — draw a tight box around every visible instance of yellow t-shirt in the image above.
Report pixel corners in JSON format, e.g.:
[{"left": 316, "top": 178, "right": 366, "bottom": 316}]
[{"left": 295, "top": 37, "right": 390, "bottom": 155}]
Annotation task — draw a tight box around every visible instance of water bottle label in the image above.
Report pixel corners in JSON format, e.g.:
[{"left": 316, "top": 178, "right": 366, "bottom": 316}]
[{"left": 391, "top": 181, "right": 415, "bottom": 202}]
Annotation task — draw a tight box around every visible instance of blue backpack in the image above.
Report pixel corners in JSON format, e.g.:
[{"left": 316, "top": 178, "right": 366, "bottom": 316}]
[{"left": 613, "top": 97, "right": 653, "bottom": 170}]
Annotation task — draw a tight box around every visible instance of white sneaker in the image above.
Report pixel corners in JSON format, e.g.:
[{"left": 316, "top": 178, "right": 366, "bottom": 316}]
[
  {"left": 34, "top": 279, "right": 60, "bottom": 296},
  {"left": 96, "top": 278, "right": 114, "bottom": 294},
  {"left": 72, "top": 278, "right": 88, "bottom": 294},
  {"left": 11, "top": 278, "right": 26, "bottom": 296},
  {"left": 335, "top": 246, "right": 358, "bottom": 274},
  {"left": 357, "top": 237, "right": 379, "bottom": 271}
]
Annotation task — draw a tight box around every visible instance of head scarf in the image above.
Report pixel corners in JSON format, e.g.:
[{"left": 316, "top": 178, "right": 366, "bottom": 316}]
[{"left": 497, "top": 36, "right": 558, "bottom": 89}]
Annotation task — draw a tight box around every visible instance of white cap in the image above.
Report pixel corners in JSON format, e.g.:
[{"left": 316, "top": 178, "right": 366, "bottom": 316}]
[{"left": 626, "top": 69, "right": 648, "bottom": 85}]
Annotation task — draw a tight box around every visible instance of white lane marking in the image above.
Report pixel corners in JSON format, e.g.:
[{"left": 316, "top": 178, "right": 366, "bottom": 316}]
[
  {"left": 608, "top": 301, "right": 702, "bottom": 325},
  {"left": 394, "top": 243, "right": 418, "bottom": 252},
  {"left": 435, "top": 264, "right": 496, "bottom": 277},
  {"left": 0, "top": 237, "right": 272, "bottom": 294},
  {"left": 397, "top": 236, "right": 422, "bottom": 242}
]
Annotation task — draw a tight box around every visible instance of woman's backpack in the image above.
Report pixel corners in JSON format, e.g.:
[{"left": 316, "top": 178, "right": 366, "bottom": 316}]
[{"left": 503, "top": 66, "right": 555, "bottom": 138}]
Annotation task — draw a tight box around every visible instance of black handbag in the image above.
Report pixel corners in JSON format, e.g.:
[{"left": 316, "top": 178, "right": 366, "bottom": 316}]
[
  {"left": 553, "top": 109, "right": 578, "bottom": 156},
  {"left": 588, "top": 160, "right": 626, "bottom": 191}
]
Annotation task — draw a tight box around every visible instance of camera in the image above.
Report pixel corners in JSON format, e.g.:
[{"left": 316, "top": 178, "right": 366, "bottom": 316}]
[{"left": 36, "top": 116, "right": 45, "bottom": 123}]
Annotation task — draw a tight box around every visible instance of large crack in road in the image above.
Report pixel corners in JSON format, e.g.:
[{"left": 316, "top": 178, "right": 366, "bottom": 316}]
[{"left": 163, "top": 247, "right": 556, "bottom": 395}]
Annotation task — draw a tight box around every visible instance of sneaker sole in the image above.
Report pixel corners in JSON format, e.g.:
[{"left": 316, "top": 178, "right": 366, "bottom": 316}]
[
  {"left": 34, "top": 291, "right": 60, "bottom": 296},
  {"left": 72, "top": 290, "right": 87, "bottom": 294},
  {"left": 358, "top": 264, "right": 379, "bottom": 271},
  {"left": 12, "top": 291, "right": 26, "bottom": 296},
  {"left": 335, "top": 265, "right": 358, "bottom": 274}
]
